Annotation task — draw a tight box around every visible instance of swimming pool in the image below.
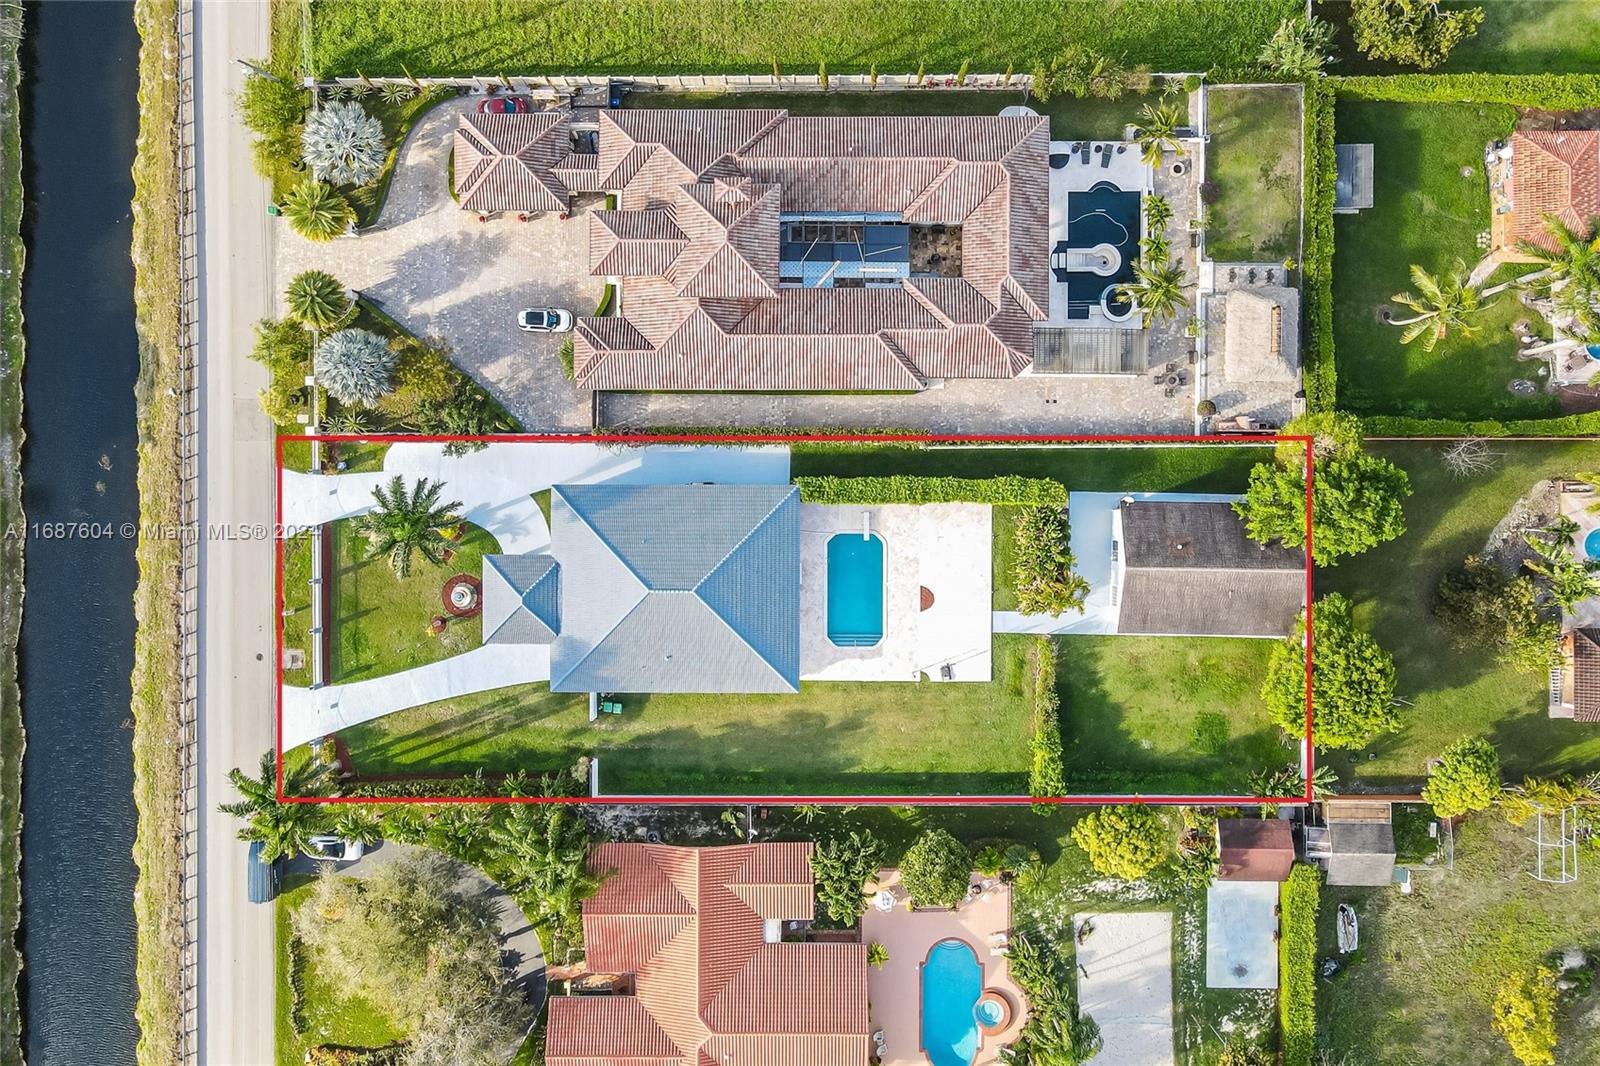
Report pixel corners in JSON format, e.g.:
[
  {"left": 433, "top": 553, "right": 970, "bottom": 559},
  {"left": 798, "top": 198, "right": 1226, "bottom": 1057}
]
[
  {"left": 1054, "top": 180, "right": 1140, "bottom": 321},
  {"left": 826, "top": 533, "right": 884, "bottom": 647},
  {"left": 1585, "top": 527, "right": 1600, "bottom": 561},
  {"left": 921, "top": 939, "right": 983, "bottom": 1066}
]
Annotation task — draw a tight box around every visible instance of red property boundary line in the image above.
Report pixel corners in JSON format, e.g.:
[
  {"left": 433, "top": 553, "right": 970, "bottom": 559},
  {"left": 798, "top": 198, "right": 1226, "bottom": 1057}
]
[{"left": 275, "top": 432, "right": 1315, "bottom": 806}]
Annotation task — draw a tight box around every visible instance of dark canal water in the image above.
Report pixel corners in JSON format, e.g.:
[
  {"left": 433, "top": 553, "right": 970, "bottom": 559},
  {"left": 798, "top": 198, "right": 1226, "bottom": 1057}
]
[{"left": 17, "top": 2, "right": 142, "bottom": 1062}]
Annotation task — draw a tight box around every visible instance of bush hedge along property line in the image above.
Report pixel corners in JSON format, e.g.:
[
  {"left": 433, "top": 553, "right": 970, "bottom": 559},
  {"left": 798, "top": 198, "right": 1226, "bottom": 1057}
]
[
  {"left": 1279, "top": 864, "right": 1320, "bottom": 1066},
  {"left": 1334, "top": 74, "right": 1600, "bottom": 111},
  {"left": 793, "top": 475, "right": 1068, "bottom": 506},
  {"left": 1301, "top": 79, "right": 1337, "bottom": 413},
  {"left": 1028, "top": 637, "right": 1065, "bottom": 807},
  {"left": 1362, "top": 412, "right": 1600, "bottom": 437}
]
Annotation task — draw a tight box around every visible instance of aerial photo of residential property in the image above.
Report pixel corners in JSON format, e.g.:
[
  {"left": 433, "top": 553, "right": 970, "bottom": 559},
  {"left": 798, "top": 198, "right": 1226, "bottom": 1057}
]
[{"left": 7, "top": 2, "right": 1600, "bottom": 1066}]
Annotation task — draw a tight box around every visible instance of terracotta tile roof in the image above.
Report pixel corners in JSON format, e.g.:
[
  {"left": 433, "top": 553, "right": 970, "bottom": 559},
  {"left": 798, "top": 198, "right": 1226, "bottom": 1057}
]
[
  {"left": 1216, "top": 818, "right": 1296, "bottom": 882},
  {"left": 1573, "top": 627, "right": 1600, "bottom": 722},
  {"left": 548, "top": 843, "right": 868, "bottom": 1066},
  {"left": 452, "top": 111, "right": 574, "bottom": 214},
  {"left": 573, "top": 109, "right": 1048, "bottom": 391},
  {"left": 1511, "top": 131, "right": 1600, "bottom": 252}
]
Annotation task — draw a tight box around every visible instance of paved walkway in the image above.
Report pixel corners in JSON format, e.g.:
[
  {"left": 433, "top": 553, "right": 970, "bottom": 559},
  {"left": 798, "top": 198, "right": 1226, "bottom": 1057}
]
[
  {"left": 274, "top": 98, "right": 595, "bottom": 431},
  {"left": 1074, "top": 911, "right": 1175, "bottom": 1066}
]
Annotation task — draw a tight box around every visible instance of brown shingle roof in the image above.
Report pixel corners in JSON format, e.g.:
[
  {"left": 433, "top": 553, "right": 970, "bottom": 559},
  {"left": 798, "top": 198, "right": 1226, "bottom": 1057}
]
[
  {"left": 1572, "top": 627, "right": 1600, "bottom": 721},
  {"left": 1511, "top": 131, "right": 1600, "bottom": 252},
  {"left": 1216, "top": 818, "right": 1296, "bottom": 881},
  {"left": 548, "top": 843, "right": 868, "bottom": 1066}
]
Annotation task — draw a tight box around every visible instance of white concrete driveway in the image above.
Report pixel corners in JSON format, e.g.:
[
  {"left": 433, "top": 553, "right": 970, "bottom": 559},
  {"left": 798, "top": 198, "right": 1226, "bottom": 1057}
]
[{"left": 274, "top": 98, "right": 597, "bottom": 431}]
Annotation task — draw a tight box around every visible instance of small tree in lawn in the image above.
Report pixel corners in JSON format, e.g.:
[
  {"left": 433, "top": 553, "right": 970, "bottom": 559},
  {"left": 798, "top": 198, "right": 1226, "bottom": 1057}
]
[
  {"left": 1491, "top": 967, "right": 1560, "bottom": 1066},
  {"left": 1070, "top": 805, "right": 1167, "bottom": 881},
  {"left": 1435, "top": 556, "right": 1559, "bottom": 673},
  {"left": 809, "top": 830, "right": 885, "bottom": 925},
  {"left": 352, "top": 475, "right": 463, "bottom": 578},
  {"left": 1258, "top": 15, "right": 1336, "bottom": 80},
  {"left": 899, "top": 829, "right": 971, "bottom": 908},
  {"left": 281, "top": 179, "right": 353, "bottom": 242},
  {"left": 1263, "top": 593, "right": 1399, "bottom": 750},
  {"left": 1421, "top": 736, "right": 1501, "bottom": 819},
  {"left": 284, "top": 269, "right": 351, "bottom": 331},
  {"left": 301, "top": 99, "right": 387, "bottom": 186},
  {"left": 218, "top": 750, "right": 328, "bottom": 861},
  {"left": 1388, "top": 261, "right": 1490, "bottom": 350},
  {"left": 315, "top": 327, "right": 397, "bottom": 407},
  {"left": 1350, "top": 0, "right": 1484, "bottom": 71}
]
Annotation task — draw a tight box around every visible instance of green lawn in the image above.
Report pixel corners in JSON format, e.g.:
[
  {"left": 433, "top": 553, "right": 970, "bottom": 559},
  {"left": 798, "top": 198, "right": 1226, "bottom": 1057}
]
[
  {"left": 275, "top": 874, "right": 406, "bottom": 1066},
  {"left": 279, "top": 439, "right": 389, "bottom": 475},
  {"left": 1330, "top": 98, "right": 1558, "bottom": 420},
  {"left": 281, "top": 533, "right": 313, "bottom": 688},
  {"left": 1204, "top": 85, "right": 1301, "bottom": 262},
  {"left": 329, "top": 518, "right": 501, "bottom": 683},
  {"left": 1316, "top": 441, "right": 1600, "bottom": 788},
  {"left": 1319, "top": 0, "right": 1600, "bottom": 75},
  {"left": 1055, "top": 636, "right": 1290, "bottom": 794},
  {"left": 1319, "top": 814, "right": 1600, "bottom": 1066},
  {"left": 305, "top": 1, "right": 1299, "bottom": 79}
]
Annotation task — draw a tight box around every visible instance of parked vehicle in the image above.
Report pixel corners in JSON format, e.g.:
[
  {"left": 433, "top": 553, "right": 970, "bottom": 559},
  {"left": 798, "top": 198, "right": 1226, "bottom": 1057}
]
[
  {"left": 307, "top": 834, "right": 365, "bottom": 863},
  {"left": 478, "top": 96, "right": 531, "bottom": 114},
  {"left": 518, "top": 308, "right": 574, "bottom": 333},
  {"left": 246, "top": 841, "right": 282, "bottom": 904}
]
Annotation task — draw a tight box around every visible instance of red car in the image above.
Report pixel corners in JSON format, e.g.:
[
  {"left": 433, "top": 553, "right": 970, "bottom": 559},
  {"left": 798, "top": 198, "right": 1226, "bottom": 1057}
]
[{"left": 478, "top": 96, "right": 530, "bottom": 114}]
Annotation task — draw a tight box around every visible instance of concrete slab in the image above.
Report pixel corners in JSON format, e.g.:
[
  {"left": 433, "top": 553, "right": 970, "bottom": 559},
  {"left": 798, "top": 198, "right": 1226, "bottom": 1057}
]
[
  {"left": 1074, "top": 911, "right": 1174, "bottom": 1066},
  {"left": 1205, "top": 880, "right": 1280, "bottom": 989}
]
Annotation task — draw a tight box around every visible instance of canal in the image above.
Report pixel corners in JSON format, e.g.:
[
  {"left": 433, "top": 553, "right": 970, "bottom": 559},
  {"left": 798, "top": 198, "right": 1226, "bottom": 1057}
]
[{"left": 17, "top": 2, "right": 142, "bottom": 1062}]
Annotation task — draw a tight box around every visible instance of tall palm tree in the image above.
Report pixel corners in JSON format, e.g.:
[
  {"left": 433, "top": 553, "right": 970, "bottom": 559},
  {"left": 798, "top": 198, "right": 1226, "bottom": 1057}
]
[
  {"left": 352, "top": 475, "right": 462, "bottom": 578},
  {"left": 284, "top": 269, "right": 351, "bottom": 331},
  {"left": 1517, "top": 214, "right": 1600, "bottom": 292},
  {"left": 218, "top": 751, "right": 328, "bottom": 862},
  {"left": 1388, "top": 261, "right": 1489, "bottom": 351},
  {"left": 281, "top": 179, "right": 353, "bottom": 242},
  {"left": 1117, "top": 257, "right": 1188, "bottom": 326},
  {"left": 1142, "top": 194, "right": 1174, "bottom": 236},
  {"left": 1134, "top": 101, "right": 1185, "bottom": 168}
]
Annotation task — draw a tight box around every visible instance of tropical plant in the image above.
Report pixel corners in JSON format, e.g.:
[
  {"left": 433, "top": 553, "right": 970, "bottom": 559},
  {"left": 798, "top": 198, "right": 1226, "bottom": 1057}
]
[
  {"left": 1012, "top": 507, "right": 1088, "bottom": 617},
  {"left": 1142, "top": 194, "right": 1173, "bottom": 236},
  {"left": 326, "top": 408, "right": 370, "bottom": 434},
  {"left": 487, "top": 773, "right": 606, "bottom": 964},
  {"left": 1522, "top": 525, "right": 1600, "bottom": 611},
  {"left": 1070, "top": 805, "right": 1168, "bottom": 881},
  {"left": 1258, "top": 15, "right": 1336, "bottom": 79},
  {"left": 1263, "top": 594, "right": 1400, "bottom": 750},
  {"left": 314, "top": 327, "right": 396, "bottom": 407},
  {"left": 280, "top": 179, "right": 353, "bottom": 242},
  {"left": 411, "top": 377, "right": 513, "bottom": 437},
  {"left": 1422, "top": 736, "right": 1502, "bottom": 818},
  {"left": 236, "top": 71, "right": 307, "bottom": 178},
  {"left": 283, "top": 269, "right": 351, "bottom": 331},
  {"left": 378, "top": 338, "right": 456, "bottom": 420},
  {"left": 866, "top": 942, "right": 889, "bottom": 969},
  {"left": 329, "top": 807, "right": 384, "bottom": 847},
  {"left": 1118, "top": 257, "right": 1187, "bottom": 325},
  {"left": 1518, "top": 215, "right": 1600, "bottom": 292},
  {"left": 351, "top": 475, "right": 462, "bottom": 578},
  {"left": 379, "top": 81, "right": 415, "bottom": 104},
  {"left": 1389, "top": 261, "right": 1489, "bottom": 351},
  {"left": 301, "top": 99, "right": 387, "bottom": 186},
  {"left": 1490, "top": 966, "right": 1560, "bottom": 1066},
  {"left": 809, "top": 830, "right": 885, "bottom": 925},
  {"left": 1030, "top": 46, "right": 1129, "bottom": 103},
  {"left": 1500, "top": 774, "right": 1600, "bottom": 826},
  {"left": 249, "top": 315, "right": 314, "bottom": 423},
  {"left": 1133, "top": 101, "right": 1185, "bottom": 167},
  {"left": 899, "top": 829, "right": 971, "bottom": 908},
  {"left": 1350, "top": 0, "right": 1485, "bottom": 70},
  {"left": 1435, "top": 556, "right": 1560, "bottom": 672},
  {"left": 217, "top": 750, "right": 327, "bottom": 861},
  {"left": 1000, "top": 934, "right": 1102, "bottom": 1065}
]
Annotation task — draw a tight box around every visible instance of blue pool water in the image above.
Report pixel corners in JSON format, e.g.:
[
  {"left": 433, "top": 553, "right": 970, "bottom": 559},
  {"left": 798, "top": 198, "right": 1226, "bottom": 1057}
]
[
  {"left": 826, "top": 533, "right": 884, "bottom": 646},
  {"left": 1586, "top": 343, "right": 1600, "bottom": 360},
  {"left": 1585, "top": 528, "right": 1600, "bottom": 560},
  {"left": 921, "top": 940, "right": 983, "bottom": 1066},
  {"left": 1054, "top": 180, "right": 1140, "bottom": 320}
]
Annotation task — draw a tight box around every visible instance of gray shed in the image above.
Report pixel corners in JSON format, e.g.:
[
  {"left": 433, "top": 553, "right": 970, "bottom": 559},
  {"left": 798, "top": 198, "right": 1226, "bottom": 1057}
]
[
  {"left": 1309, "top": 800, "right": 1397, "bottom": 886},
  {"left": 1334, "top": 144, "right": 1374, "bottom": 213}
]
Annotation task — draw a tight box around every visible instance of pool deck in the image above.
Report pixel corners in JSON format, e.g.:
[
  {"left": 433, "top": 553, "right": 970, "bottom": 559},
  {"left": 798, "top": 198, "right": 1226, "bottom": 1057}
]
[
  {"left": 799, "top": 503, "right": 993, "bottom": 682},
  {"left": 861, "top": 868, "right": 1027, "bottom": 1066},
  {"left": 1045, "top": 139, "right": 1151, "bottom": 329}
]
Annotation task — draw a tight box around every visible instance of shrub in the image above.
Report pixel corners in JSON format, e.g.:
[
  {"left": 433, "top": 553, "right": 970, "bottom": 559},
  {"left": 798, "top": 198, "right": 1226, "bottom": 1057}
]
[
  {"left": 1335, "top": 73, "right": 1600, "bottom": 111},
  {"left": 557, "top": 337, "right": 575, "bottom": 381},
  {"left": 1422, "top": 736, "right": 1501, "bottom": 819},
  {"left": 899, "top": 829, "right": 970, "bottom": 908},
  {"left": 236, "top": 72, "right": 307, "bottom": 179},
  {"left": 1302, "top": 80, "right": 1337, "bottom": 410},
  {"left": 315, "top": 328, "right": 397, "bottom": 406},
  {"left": 249, "top": 316, "right": 314, "bottom": 424},
  {"left": 1028, "top": 637, "right": 1065, "bottom": 808},
  {"left": 793, "top": 474, "right": 1066, "bottom": 506},
  {"left": 1070, "top": 805, "right": 1167, "bottom": 881},
  {"left": 866, "top": 941, "right": 889, "bottom": 969},
  {"left": 378, "top": 338, "right": 456, "bottom": 420},
  {"left": 284, "top": 269, "right": 351, "bottom": 331},
  {"left": 1362, "top": 411, "right": 1600, "bottom": 436},
  {"left": 1183, "top": 73, "right": 1203, "bottom": 93},
  {"left": 1012, "top": 506, "right": 1089, "bottom": 617},
  {"left": 809, "top": 830, "right": 885, "bottom": 925},
  {"left": 1349, "top": 0, "right": 1484, "bottom": 71},
  {"left": 1197, "top": 398, "right": 1217, "bottom": 417},
  {"left": 1263, "top": 593, "right": 1399, "bottom": 750},
  {"left": 1435, "top": 556, "right": 1559, "bottom": 673},
  {"left": 1491, "top": 966, "right": 1560, "bottom": 1066},
  {"left": 281, "top": 179, "right": 353, "bottom": 242},
  {"left": 1258, "top": 15, "right": 1335, "bottom": 80},
  {"left": 301, "top": 99, "right": 387, "bottom": 186},
  {"left": 1031, "top": 46, "right": 1128, "bottom": 103},
  {"left": 1279, "top": 865, "right": 1320, "bottom": 1066},
  {"left": 1003, "top": 934, "right": 1103, "bottom": 1063}
]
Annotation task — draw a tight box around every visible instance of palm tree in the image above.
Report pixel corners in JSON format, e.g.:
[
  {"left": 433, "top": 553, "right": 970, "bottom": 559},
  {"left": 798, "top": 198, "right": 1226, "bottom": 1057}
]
[
  {"left": 284, "top": 269, "right": 351, "bottom": 331},
  {"left": 218, "top": 751, "right": 328, "bottom": 862},
  {"left": 1522, "top": 527, "right": 1600, "bottom": 611},
  {"left": 1142, "top": 194, "right": 1174, "bottom": 236},
  {"left": 1117, "top": 257, "right": 1187, "bottom": 326},
  {"left": 1388, "top": 261, "right": 1489, "bottom": 351},
  {"left": 314, "top": 327, "right": 396, "bottom": 407},
  {"left": 329, "top": 807, "right": 383, "bottom": 847},
  {"left": 352, "top": 475, "right": 462, "bottom": 578},
  {"left": 1517, "top": 214, "right": 1600, "bottom": 292},
  {"left": 1133, "top": 101, "right": 1185, "bottom": 168},
  {"left": 281, "top": 179, "right": 352, "bottom": 242},
  {"left": 486, "top": 793, "right": 607, "bottom": 964},
  {"left": 300, "top": 99, "right": 387, "bottom": 186}
]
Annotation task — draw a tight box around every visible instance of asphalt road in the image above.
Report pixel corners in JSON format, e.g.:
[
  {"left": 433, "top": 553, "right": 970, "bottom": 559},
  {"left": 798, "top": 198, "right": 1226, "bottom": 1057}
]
[{"left": 194, "top": 2, "right": 276, "bottom": 1063}]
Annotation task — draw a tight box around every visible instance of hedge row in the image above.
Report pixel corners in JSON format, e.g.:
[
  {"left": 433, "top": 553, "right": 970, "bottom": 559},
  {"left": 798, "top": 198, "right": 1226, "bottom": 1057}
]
[
  {"left": 794, "top": 474, "right": 1068, "bottom": 505},
  {"left": 1028, "top": 636, "right": 1065, "bottom": 809},
  {"left": 1302, "top": 80, "right": 1337, "bottom": 413},
  {"left": 1334, "top": 74, "right": 1600, "bottom": 111},
  {"left": 1279, "top": 864, "right": 1321, "bottom": 1066},
  {"left": 1363, "top": 412, "right": 1600, "bottom": 437}
]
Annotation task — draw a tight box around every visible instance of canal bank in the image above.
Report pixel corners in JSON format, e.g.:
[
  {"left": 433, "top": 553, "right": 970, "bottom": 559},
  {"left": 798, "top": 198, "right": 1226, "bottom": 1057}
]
[{"left": 16, "top": 3, "right": 142, "bottom": 1063}]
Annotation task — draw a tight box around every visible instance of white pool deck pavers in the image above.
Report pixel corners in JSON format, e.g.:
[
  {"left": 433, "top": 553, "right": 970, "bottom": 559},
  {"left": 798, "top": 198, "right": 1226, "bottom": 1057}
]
[
  {"left": 1074, "top": 911, "right": 1176, "bottom": 1066},
  {"left": 992, "top": 491, "right": 1243, "bottom": 635},
  {"left": 800, "top": 503, "right": 993, "bottom": 682},
  {"left": 1205, "top": 880, "right": 1280, "bottom": 989}
]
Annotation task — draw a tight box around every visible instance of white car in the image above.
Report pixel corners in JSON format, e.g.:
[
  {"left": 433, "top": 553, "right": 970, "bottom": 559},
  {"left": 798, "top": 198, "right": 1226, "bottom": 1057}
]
[
  {"left": 307, "top": 834, "right": 364, "bottom": 863},
  {"left": 518, "top": 308, "right": 574, "bottom": 333}
]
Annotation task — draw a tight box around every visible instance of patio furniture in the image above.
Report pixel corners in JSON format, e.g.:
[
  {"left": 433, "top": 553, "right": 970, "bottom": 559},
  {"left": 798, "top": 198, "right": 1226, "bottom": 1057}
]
[
  {"left": 873, "top": 890, "right": 897, "bottom": 913},
  {"left": 600, "top": 700, "right": 623, "bottom": 715},
  {"left": 1100, "top": 149, "right": 1114, "bottom": 168},
  {"left": 1164, "top": 385, "right": 1176, "bottom": 398}
]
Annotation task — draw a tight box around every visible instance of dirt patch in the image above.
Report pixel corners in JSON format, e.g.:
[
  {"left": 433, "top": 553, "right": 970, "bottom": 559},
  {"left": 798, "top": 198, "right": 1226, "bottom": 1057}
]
[
  {"left": 1373, "top": 302, "right": 1396, "bottom": 326},
  {"left": 1519, "top": 108, "right": 1600, "bottom": 131},
  {"left": 1557, "top": 384, "right": 1600, "bottom": 414}
]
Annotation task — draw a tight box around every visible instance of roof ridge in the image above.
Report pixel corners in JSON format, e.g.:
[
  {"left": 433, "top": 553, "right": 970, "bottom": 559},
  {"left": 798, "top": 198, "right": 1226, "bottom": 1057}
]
[{"left": 690, "top": 488, "right": 799, "bottom": 689}]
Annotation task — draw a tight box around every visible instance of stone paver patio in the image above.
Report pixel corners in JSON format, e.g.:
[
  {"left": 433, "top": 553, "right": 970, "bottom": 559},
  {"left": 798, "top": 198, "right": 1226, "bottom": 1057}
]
[{"left": 274, "top": 97, "right": 597, "bottom": 431}]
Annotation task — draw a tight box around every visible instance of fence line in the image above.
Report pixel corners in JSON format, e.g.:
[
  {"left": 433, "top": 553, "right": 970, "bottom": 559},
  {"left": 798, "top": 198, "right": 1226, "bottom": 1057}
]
[
  {"left": 173, "top": 0, "right": 201, "bottom": 1063},
  {"left": 317, "top": 71, "right": 1038, "bottom": 94}
]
